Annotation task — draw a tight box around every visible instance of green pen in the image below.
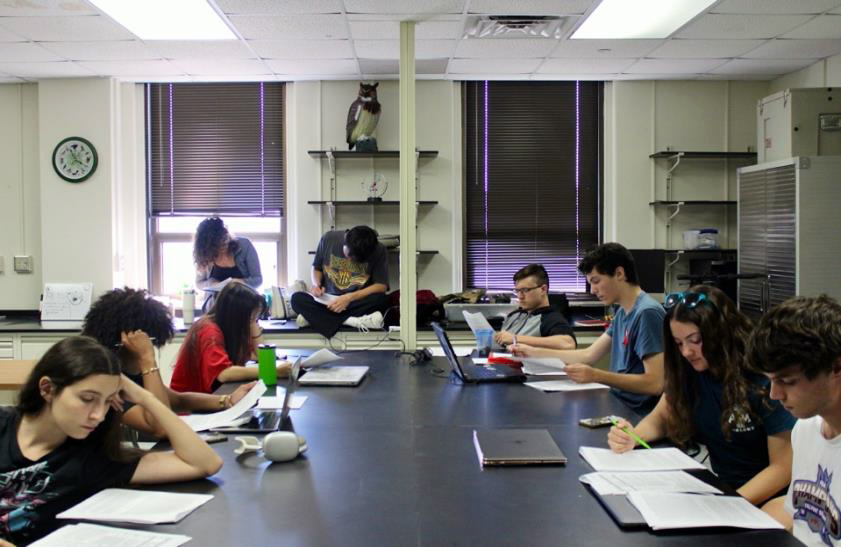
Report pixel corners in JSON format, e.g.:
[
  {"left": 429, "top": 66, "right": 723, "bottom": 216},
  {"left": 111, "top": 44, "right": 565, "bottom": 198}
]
[{"left": 610, "top": 417, "right": 652, "bottom": 449}]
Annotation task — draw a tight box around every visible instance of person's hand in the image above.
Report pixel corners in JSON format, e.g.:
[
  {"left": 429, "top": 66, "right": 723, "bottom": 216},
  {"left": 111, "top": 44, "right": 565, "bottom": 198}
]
[
  {"left": 276, "top": 361, "right": 293, "bottom": 378},
  {"left": 327, "top": 294, "right": 353, "bottom": 313},
  {"left": 120, "top": 330, "right": 156, "bottom": 371},
  {"left": 230, "top": 381, "right": 257, "bottom": 405},
  {"left": 509, "top": 342, "right": 536, "bottom": 357},
  {"left": 310, "top": 285, "right": 325, "bottom": 297},
  {"left": 118, "top": 373, "right": 151, "bottom": 406},
  {"left": 565, "top": 363, "right": 597, "bottom": 383},
  {"left": 607, "top": 418, "right": 637, "bottom": 453},
  {"left": 494, "top": 330, "right": 514, "bottom": 346},
  {"left": 0, "top": 538, "right": 18, "bottom": 547}
]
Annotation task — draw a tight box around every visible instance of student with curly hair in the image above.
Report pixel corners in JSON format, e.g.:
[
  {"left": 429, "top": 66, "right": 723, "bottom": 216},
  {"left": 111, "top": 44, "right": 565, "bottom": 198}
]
[
  {"left": 0, "top": 336, "right": 221, "bottom": 545},
  {"left": 607, "top": 286, "right": 795, "bottom": 505},
  {"left": 82, "top": 287, "right": 255, "bottom": 438},
  {"left": 194, "top": 217, "right": 262, "bottom": 308},
  {"left": 170, "top": 282, "right": 291, "bottom": 394}
]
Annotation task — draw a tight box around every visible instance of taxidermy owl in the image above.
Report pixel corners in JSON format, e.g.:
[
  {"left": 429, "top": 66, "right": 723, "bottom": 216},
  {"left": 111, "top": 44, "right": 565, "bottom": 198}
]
[{"left": 346, "top": 82, "right": 381, "bottom": 152}]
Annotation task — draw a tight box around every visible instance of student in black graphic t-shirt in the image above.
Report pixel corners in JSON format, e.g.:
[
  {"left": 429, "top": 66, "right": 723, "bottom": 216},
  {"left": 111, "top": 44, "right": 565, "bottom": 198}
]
[
  {"left": 291, "top": 225, "right": 389, "bottom": 338},
  {"left": 0, "top": 337, "right": 223, "bottom": 545}
]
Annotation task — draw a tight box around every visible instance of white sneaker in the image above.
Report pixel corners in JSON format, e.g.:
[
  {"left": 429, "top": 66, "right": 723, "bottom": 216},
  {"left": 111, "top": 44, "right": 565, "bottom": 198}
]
[
  {"left": 345, "top": 311, "right": 383, "bottom": 332},
  {"left": 296, "top": 314, "right": 309, "bottom": 327}
]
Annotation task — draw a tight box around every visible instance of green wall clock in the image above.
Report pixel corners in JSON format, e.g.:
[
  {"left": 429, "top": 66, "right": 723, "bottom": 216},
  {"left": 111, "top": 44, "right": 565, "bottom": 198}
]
[{"left": 52, "top": 136, "right": 98, "bottom": 183}]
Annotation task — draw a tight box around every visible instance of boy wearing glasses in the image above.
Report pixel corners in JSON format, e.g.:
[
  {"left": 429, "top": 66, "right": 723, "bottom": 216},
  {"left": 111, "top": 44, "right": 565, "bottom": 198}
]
[
  {"left": 749, "top": 296, "right": 841, "bottom": 544},
  {"left": 493, "top": 264, "right": 576, "bottom": 351},
  {"left": 511, "top": 243, "right": 664, "bottom": 413}
]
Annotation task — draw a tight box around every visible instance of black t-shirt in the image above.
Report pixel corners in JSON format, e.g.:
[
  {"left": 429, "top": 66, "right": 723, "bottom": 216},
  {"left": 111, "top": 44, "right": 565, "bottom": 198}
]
[
  {"left": 313, "top": 230, "right": 388, "bottom": 295},
  {"left": 495, "top": 306, "right": 576, "bottom": 349},
  {"left": 0, "top": 408, "right": 139, "bottom": 544}
]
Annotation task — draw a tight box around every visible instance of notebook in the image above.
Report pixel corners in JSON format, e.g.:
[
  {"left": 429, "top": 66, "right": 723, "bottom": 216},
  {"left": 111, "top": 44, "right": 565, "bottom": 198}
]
[
  {"left": 298, "top": 365, "right": 369, "bottom": 386},
  {"left": 473, "top": 429, "right": 567, "bottom": 466},
  {"left": 431, "top": 322, "right": 525, "bottom": 383}
]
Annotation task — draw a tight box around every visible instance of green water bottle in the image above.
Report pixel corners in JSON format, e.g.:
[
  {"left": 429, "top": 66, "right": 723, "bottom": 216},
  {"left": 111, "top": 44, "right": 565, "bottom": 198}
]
[{"left": 257, "top": 343, "right": 277, "bottom": 386}]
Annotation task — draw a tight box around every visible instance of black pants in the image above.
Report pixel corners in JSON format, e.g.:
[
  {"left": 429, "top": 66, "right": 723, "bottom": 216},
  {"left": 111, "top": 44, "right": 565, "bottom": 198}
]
[{"left": 290, "top": 291, "right": 390, "bottom": 339}]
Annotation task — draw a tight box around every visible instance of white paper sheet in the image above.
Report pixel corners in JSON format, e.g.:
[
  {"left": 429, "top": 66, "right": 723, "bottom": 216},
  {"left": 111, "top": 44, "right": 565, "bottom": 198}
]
[
  {"left": 462, "top": 310, "right": 493, "bottom": 336},
  {"left": 201, "top": 277, "right": 235, "bottom": 293},
  {"left": 521, "top": 357, "right": 566, "bottom": 375},
  {"left": 525, "top": 380, "right": 607, "bottom": 392},
  {"left": 578, "top": 447, "right": 706, "bottom": 472},
  {"left": 180, "top": 381, "right": 266, "bottom": 432},
  {"left": 429, "top": 346, "right": 472, "bottom": 357},
  {"left": 30, "top": 523, "right": 191, "bottom": 547},
  {"left": 579, "top": 471, "right": 722, "bottom": 496},
  {"left": 302, "top": 348, "right": 343, "bottom": 368},
  {"left": 56, "top": 489, "right": 213, "bottom": 525},
  {"left": 627, "top": 492, "right": 785, "bottom": 531},
  {"left": 314, "top": 293, "right": 339, "bottom": 306},
  {"left": 257, "top": 393, "right": 308, "bottom": 410},
  {"left": 41, "top": 282, "right": 93, "bottom": 321}
]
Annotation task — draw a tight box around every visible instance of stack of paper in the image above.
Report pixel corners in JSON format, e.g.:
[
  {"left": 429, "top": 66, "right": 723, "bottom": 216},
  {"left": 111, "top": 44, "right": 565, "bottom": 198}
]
[
  {"left": 57, "top": 489, "right": 213, "bottom": 524},
  {"left": 180, "top": 381, "right": 266, "bottom": 432},
  {"left": 521, "top": 357, "right": 566, "bottom": 376},
  {"left": 579, "top": 447, "right": 705, "bottom": 472},
  {"left": 257, "top": 391, "right": 308, "bottom": 410},
  {"left": 580, "top": 471, "right": 722, "bottom": 496},
  {"left": 302, "top": 348, "right": 343, "bottom": 368},
  {"left": 525, "top": 380, "right": 608, "bottom": 392},
  {"left": 627, "top": 492, "right": 784, "bottom": 530},
  {"left": 31, "top": 523, "right": 191, "bottom": 546}
]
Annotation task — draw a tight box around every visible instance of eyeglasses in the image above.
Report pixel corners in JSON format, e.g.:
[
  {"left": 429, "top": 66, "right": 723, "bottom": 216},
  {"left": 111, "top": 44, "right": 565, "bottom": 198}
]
[
  {"left": 663, "top": 291, "right": 715, "bottom": 311},
  {"left": 513, "top": 285, "right": 543, "bottom": 296}
]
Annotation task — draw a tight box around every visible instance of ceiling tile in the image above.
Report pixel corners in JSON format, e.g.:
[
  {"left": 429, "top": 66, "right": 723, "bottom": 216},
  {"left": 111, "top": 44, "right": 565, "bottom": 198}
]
[
  {"left": 0, "top": 60, "right": 95, "bottom": 77},
  {"left": 710, "top": 58, "right": 815, "bottom": 75},
  {"left": 676, "top": 14, "right": 813, "bottom": 39},
  {"left": 0, "top": 26, "right": 24, "bottom": 41},
  {"left": 551, "top": 39, "right": 662, "bottom": 58},
  {"left": 625, "top": 58, "right": 726, "bottom": 73},
  {"left": 744, "top": 39, "right": 841, "bottom": 59},
  {"left": 0, "top": 42, "right": 62, "bottom": 62},
  {"left": 538, "top": 57, "right": 634, "bottom": 73},
  {"left": 531, "top": 73, "right": 620, "bottom": 81},
  {"left": 696, "top": 72, "right": 774, "bottom": 80},
  {"left": 250, "top": 39, "right": 353, "bottom": 59},
  {"left": 468, "top": 0, "right": 593, "bottom": 15},
  {"left": 0, "top": 0, "right": 96, "bottom": 16},
  {"left": 215, "top": 0, "right": 343, "bottom": 15},
  {"left": 0, "top": 75, "right": 25, "bottom": 82},
  {"left": 349, "top": 20, "right": 462, "bottom": 40},
  {"left": 448, "top": 58, "right": 541, "bottom": 73},
  {"left": 616, "top": 73, "right": 696, "bottom": 80},
  {"left": 40, "top": 41, "right": 160, "bottom": 61},
  {"left": 170, "top": 58, "right": 272, "bottom": 76},
  {"left": 78, "top": 60, "right": 185, "bottom": 77},
  {"left": 265, "top": 58, "right": 359, "bottom": 75},
  {"left": 358, "top": 58, "right": 398, "bottom": 74},
  {"left": 648, "top": 39, "right": 764, "bottom": 58},
  {"left": 344, "top": 0, "right": 465, "bottom": 15},
  {"left": 353, "top": 39, "right": 455, "bottom": 59},
  {"left": 712, "top": 0, "right": 841, "bottom": 14},
  {"left": 229, "top": 14, "right": 349, "bottom": 40},
  {"left": 148, "top": 41, "right": 255, "bottom": 60},
  {"left": 782, "top": 15, "right": 841, "bottom": 39},
  {"left": 416, "top": 58, "right": 450, "bottom": 74},
  {"left": 0, "top": 15, "right": 134, "bottom": 41},
  {"left": 455, "top": 37, "right": 556, "bottom": 58}
]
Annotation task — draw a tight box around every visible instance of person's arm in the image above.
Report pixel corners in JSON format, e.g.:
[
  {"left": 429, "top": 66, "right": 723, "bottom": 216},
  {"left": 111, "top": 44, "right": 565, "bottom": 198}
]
[
  {"left": 119, "top": 331, "right": 171, "bottom": 438},
  {"left": 168, "top": 382, "right": 256, "bottom": 413},
  {"left": 327, "top": 282, "right": 387, "bottom": 313},
  {"left": 511, "top": 331, "right": 612, "bottom": 364},
  {"left": 513, "top": 333, "right": 576, "bottom": 350},
  {"left": 737, "top": 431, "right": 793, "bottom": 505},
  {"left": 571, "top": 351, "right": 664, "bottom": 394},
  {"left": 607, "top": 394, "right": 670, "bottom": 452},
  {"left": 216, "top": 362, "right": 291, "bottom": 383},
  {"left": 195, "top": 264, "right": 215, "bottom": 290},
  {"left": 121, "top": 376, "right": 223, "bottom": 484},
  {"left": 762, "top": 496, "right": 793, "bottom": 530},
  {"left": 239, "top": 239, "right": 262, "bottom": 288},
  {"left": 310, "top": 267, "right": 325, "bottom": 297}
]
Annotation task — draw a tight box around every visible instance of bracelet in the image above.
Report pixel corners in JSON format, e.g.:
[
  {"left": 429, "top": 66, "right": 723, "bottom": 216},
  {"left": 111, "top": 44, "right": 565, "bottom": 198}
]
[
  {"left": 218, "top": 394, "right": 231, "bottom": 409},
  {"left": 140, "top": 366, "right": 160, "bottom": 376}
]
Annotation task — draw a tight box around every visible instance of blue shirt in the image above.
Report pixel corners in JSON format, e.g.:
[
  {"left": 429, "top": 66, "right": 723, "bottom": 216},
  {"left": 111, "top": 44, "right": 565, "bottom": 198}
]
[{"left": 605, "top": 291, "right": 665, "bottom": 412}]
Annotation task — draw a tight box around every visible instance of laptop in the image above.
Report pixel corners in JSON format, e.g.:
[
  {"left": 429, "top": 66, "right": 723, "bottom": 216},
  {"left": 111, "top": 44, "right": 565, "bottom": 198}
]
[
  {"left": 473, "top": 429, "right": 567, "bottom": 466},
  {"left": 211, "top": 358, "right": 302, "bottom": 433},
  {"left": 298, "top": 365, "right": 369, "bottom": 386},
  {"left": 431, "top": 322, "right": 525, "bottom": 383}
]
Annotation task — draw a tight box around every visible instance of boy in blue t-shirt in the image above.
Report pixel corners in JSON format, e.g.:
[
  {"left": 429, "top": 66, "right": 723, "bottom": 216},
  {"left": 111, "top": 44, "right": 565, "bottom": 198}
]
[{"left": 510, "top": 243, "right": 664, "bottom": 413}]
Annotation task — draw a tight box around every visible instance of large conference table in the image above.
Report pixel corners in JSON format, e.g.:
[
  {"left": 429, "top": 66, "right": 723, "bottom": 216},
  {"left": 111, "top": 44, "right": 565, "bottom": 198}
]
[{"left": 144, "top": 350, "right": 798, "bottom": 546}]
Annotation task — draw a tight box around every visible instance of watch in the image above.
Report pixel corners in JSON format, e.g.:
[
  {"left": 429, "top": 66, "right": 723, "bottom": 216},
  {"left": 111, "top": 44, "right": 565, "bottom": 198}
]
[{"left": 52, "top": 136, "right": 98, "bottom": 183}]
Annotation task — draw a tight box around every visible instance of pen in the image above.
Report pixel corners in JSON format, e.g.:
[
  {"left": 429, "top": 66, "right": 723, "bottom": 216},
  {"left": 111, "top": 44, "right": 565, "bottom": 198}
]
[
  {"left": 610, "top": 417, "right": 651, "bottom": 449},
  {"left": 512, "top": 334, "right": 517, "bottom": 347}
]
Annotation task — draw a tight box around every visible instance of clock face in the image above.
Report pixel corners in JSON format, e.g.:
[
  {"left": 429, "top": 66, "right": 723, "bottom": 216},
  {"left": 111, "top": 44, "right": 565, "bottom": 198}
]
[{"left": 52, "top": 137, "right": 98, "bottom": 183}]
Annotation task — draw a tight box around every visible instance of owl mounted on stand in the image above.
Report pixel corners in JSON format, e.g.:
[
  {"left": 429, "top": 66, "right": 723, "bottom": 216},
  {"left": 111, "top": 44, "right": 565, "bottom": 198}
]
[{"left": 346, "top": 82, "right": 381, "bottom": 152}]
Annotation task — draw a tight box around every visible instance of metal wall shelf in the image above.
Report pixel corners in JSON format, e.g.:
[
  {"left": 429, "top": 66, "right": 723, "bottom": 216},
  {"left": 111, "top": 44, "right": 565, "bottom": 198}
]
[
  {"left": 308, "top": 150, "right": 438, "bottom": 158},
  {"left": 650, "top": 200, "right": 736, "bottom": 206},
  {"left": 649, "top": 151, "right": 757, "bottom": 159},
  {"left": 308, "top": 200, "right": 438, "bottom": 206}
]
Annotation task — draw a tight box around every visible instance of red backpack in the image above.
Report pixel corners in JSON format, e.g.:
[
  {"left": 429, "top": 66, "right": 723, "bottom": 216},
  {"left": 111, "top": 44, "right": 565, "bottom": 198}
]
[{"left": 385, "top": 290, "right": 444, "bottom": 327}]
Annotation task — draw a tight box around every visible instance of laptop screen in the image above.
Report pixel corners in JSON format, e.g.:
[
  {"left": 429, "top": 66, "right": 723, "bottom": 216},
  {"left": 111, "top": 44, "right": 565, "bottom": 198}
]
[{"left": 431, "top": 322, "right": 466, "bottom": 380}]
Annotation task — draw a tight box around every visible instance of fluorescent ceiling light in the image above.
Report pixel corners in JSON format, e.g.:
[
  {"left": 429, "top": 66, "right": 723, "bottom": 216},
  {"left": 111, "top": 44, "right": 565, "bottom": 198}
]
[
  {"left": 89, "top": 0, "right": 236, "bottom": 40},
  {"left": 571, "top": 0, "right": 715, "bottom": 39}
]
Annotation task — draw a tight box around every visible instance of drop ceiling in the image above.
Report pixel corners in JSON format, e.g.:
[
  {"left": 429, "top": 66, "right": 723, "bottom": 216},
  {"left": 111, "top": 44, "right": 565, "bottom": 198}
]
[{"left": 0, "top": 0, "right": 840, "bottom": 83}]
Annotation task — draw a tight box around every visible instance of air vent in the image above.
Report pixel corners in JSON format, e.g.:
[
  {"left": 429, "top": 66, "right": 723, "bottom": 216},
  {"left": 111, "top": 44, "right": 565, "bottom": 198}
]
[{"left": 464, "top": 15, "right": 566, "bottom": 39}]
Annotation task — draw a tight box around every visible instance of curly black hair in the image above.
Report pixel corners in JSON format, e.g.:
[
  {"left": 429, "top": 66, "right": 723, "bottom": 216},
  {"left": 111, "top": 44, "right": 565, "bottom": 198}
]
[
  {"left": 194, "top": 217, "right": 238, "bottom": 268},
  {"left": 344, "top": 225, "right": 379, "bottom": 263},
  {"left": 82, "top": 287, "right": 175, "bottom": 349}
]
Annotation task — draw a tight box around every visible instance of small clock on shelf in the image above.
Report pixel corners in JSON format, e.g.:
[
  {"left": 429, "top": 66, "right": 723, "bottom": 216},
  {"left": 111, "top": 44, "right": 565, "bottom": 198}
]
[{"left": 52, "top": 136, "right": 98, "bottom": 183}]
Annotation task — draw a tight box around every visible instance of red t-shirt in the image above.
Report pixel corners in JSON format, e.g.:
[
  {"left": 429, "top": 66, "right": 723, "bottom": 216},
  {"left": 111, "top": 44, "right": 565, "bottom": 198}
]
[{"left": 170, "top": 319, "right": 233, "bottom": 393}]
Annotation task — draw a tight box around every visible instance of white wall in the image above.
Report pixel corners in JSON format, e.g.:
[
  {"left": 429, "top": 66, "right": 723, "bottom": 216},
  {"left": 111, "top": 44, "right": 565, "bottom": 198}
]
[{"left": 770, "top": 52, "right": 841, "bottom": 92}]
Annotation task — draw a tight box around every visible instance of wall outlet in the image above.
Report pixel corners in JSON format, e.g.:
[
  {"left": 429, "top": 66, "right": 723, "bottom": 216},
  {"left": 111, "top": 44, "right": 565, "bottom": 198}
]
[{"left": 13, "top": 255, "right": 33, "bottom": 274}]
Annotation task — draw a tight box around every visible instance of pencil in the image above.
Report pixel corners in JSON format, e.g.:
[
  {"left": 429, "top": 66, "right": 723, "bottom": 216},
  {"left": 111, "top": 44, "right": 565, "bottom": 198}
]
[{"left": 610, "top": 417, "right": 652, "bottom": 449}]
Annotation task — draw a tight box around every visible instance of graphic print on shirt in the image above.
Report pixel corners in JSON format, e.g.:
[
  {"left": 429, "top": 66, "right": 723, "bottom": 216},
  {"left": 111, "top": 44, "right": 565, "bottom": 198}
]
[
  {"left": 324, "top": 255, "right": 369, "bottom": 291},
  {"left": 0, "top": 461, "right": 54, "bottom": 537},
  {"left": 792, "top": 465, "right": 841, "bottom": 546},
  {"left": 725, "top": 406, "right": 755, "bottom": 433}
]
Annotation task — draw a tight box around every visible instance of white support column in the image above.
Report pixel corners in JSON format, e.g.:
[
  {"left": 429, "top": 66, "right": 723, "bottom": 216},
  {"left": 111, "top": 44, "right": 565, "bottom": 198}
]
[{"left": 399, "top": 21, "right": 417, "bottom": 350}]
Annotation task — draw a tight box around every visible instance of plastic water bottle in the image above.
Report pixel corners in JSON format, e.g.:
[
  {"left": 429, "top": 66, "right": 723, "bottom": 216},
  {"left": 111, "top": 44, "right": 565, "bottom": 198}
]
[{"left": 182, "top": 288, "right": 195, "bottom": 324}]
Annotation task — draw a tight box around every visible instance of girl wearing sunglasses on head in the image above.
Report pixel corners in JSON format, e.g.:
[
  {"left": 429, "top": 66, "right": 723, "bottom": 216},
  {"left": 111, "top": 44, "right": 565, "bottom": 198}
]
[{"left": 607, "top": 285, "right": 795, "bottom": 505}]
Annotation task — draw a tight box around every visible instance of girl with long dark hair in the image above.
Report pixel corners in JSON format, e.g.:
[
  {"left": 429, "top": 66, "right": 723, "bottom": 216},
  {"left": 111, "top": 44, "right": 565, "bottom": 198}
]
[
  {"left": 194, "top": 217, "right": 262, "bottom": 310},
  {"left": 607, "top": 285, "right": 795, "bottom": 505},
  {"left": 170, "top": 282, "right": 290, "bottom": 394},
  {"left": 0, "top": 336, "right": 222, "bottom": 545}
]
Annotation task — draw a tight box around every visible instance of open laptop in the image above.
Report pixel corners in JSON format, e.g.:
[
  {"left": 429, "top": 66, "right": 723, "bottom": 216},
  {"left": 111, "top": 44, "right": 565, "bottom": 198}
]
[
  {"left": 431, "top": 322, "right": 525, "bottom": 383},
  {"left": 211, "top": 358, "right": 302, "bottom": 433},
  {"left": 473, "top": 429, "right": 567, "bottom": 466}
]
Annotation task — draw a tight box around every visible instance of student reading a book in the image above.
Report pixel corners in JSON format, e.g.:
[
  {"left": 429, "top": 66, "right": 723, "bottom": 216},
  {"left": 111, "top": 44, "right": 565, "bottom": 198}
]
[
  {"left": 511, "top": 243, "right": 665, "bottom": 413},
  {"left": 607, "top": 286, "right": 795, "bottom": 506},
  {"left": 0, "top": 336, "right": 222, "bottom": 545},
  {"left": 194, "top": 216, "right": 262, "bottom": 310},
  {"left": 749, "top": 295, "right": 841, "bottom": 544},
  {"left": 82, "top": 287, "right": 256, "bottom": 438},
  {"left": 170, "top": 282, "right": 291, "bottom": 394},
  {"left": 492, "top": 264, "right": 576, "bottom": 351}
]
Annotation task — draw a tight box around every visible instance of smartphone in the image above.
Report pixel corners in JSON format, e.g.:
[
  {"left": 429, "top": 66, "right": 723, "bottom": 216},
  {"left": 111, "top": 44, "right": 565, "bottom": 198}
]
[
  {"left": 199, "top": 432, "right": 228, "bottom": 444},
  {"left": 578, "top": 415, "right": 616, "bottom": 429}
]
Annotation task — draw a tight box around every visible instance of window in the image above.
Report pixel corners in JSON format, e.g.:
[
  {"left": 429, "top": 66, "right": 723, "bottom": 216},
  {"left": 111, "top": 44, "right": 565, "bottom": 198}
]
[
  {"left": 146, "top": 83, "right": 285, "bottom": 296},
  {"left": 463, "top": 81, "right": 602, "bottom": 292}
]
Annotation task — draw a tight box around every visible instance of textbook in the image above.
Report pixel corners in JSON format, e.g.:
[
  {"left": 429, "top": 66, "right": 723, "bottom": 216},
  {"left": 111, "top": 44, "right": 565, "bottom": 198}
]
[
  {"left": 627, "top": 492, "right": 784, "bottom": 531},
  {"left": 57, "top": 489, "right": 213, "bottom": 524},
  {"left": 579, "top": 447, "right": 706, "bottom": 472}
]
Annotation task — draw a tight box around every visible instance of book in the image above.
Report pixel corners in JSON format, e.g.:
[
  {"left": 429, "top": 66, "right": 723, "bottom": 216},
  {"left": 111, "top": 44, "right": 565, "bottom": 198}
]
[{"left": 57, "top": 489, "right": 213, "bottom": 524}]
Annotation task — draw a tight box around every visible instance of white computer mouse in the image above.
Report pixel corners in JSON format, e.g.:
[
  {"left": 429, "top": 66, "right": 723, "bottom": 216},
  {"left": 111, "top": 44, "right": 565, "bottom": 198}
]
[{"left": 234, "top": 432, "right": 307, "bottom": 462}]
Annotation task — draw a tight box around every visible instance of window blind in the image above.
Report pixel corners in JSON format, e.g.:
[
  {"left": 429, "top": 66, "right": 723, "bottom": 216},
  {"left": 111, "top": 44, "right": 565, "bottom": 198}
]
[
  {"left": 147, "top": 82, "right": 284, "bottom": 217},
  {"left": 463, "top": 81, "right": 602, "bottom": 292}
]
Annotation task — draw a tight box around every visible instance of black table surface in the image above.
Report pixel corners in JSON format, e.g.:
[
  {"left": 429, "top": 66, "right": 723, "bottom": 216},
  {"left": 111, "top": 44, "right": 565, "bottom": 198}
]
[{"left": 138, "top": 350, "right": 797, "bottom": 546}]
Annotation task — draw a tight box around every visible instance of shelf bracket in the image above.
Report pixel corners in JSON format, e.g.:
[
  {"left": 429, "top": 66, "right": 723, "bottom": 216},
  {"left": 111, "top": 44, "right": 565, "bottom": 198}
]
[
  {"left": 326, "top": 147, "right": 337, "bottom": 203},
  {"left": 327, "top": 201, "right": 336, "bottom": 230},
  {"left": 664, "top": 152, "right": 683, "bottom": 201},
  {"left": 665, "top": 203, "right": 682, "bottom": 228}
]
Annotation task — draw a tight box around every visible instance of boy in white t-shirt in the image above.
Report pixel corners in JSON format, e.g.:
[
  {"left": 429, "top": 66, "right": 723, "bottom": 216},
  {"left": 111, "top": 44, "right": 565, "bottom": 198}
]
[{"left": 749, "top": 295, "right": 841, "bottom": 546}]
